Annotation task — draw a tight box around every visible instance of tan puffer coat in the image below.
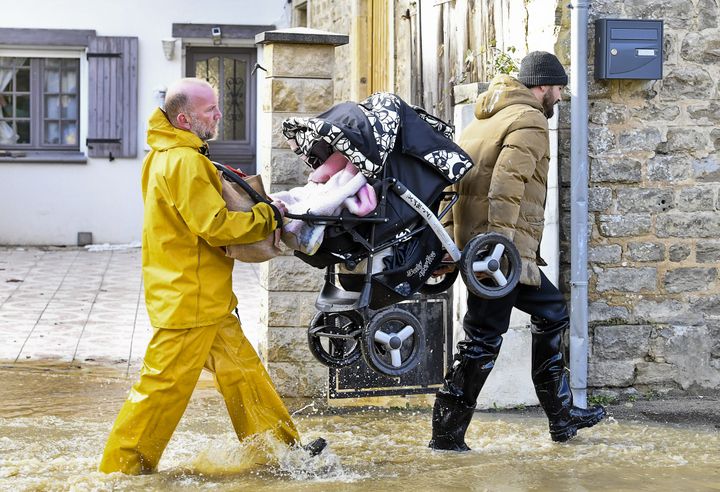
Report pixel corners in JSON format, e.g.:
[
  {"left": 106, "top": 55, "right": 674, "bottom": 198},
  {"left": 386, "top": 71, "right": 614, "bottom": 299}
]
[{"left": 448, "top": 75, "right": 550, "bottom": 286}]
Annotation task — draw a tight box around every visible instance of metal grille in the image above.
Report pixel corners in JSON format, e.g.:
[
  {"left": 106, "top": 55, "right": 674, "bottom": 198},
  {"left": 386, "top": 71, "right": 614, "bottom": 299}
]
[{"left": 328, "top": 292, "right": 452, "bottom": 399}]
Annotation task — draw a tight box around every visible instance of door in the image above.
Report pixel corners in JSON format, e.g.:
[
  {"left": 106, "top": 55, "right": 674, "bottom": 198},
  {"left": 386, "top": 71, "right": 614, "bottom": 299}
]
[{"left": 186, "top": 47, "right": 256, "bottom": 174}]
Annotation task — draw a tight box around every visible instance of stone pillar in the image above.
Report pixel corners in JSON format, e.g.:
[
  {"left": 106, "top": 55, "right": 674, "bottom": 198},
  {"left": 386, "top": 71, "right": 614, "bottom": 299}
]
[{"left": 255, "top": 28, "right": 349, "bottom": 397}]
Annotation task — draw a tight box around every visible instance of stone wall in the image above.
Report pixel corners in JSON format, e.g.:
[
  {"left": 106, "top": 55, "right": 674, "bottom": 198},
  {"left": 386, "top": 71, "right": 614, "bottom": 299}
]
[
  {"left": 307, "top": 0, "right": 353, "bottom": 101},
  {"left": 303, "top": 0, "right": 414, "bottom": 103},
  {"left": 555, "top": 0, "right": 720, "bottom": 396},
  {"left": 256, "top": 29, "right": 348, "bottom": 397}
]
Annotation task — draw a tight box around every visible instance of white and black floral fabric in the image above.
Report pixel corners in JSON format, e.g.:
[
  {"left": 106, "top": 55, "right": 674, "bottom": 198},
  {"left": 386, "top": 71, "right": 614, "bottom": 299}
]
[
  {"left": 283, "top": 116, "right": 381, "bottom": 176},
  {"left": 358, "top": 92, "right": 401, "bottom": 168},
  {"left": 410, "top": 104, "right": 455, "bottom": 141},
  {"left": 282, "top": 92, "right": 473, "bottom": 183}
]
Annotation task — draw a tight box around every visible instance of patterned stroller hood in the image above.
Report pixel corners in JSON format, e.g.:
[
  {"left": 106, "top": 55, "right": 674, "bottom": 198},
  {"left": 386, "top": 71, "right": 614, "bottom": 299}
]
[{"left": 282, "top": 92, "right": 473, "bottom": 183}]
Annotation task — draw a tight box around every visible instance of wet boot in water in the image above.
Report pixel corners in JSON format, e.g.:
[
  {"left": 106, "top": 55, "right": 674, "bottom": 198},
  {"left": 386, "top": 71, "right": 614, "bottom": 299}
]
[
  {"left": 428, "top": 393, "right": 475, "bottom": 451},
  {"left": 531, "top": 322, "right": 606, "bottom": 442},
  {"left": 429, "top": 342, "right": 500, "bottom": 451},
  {"left": 302, "top": 437, "right": 327, "bottom": 456},
  {"left": 534, "top": 371, "right": 606, "bottom": 442}
]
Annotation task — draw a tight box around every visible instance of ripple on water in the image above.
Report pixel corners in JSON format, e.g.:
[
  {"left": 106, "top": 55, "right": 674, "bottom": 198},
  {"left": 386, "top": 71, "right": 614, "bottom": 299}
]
[{"left": 0, "top": 368, "right": 719, "bottom": 491}]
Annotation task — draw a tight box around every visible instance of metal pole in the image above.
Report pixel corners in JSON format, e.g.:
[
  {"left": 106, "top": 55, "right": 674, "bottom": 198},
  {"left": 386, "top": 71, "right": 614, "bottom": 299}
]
[{"left": 569, "top": 0, "right": 590, "bottom": 408}]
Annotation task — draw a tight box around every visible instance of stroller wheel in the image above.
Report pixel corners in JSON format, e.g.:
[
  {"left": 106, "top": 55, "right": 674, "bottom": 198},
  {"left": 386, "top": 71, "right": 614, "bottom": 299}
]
[
  {"left": 419, "top": 268, "right": 459, "bottom": 295},
  {"left": 308, "top": 310, "right": 364, "bottom": 368},
  {"left": 361, "top": 308, "right": 424, "bottom": 377},
  {"left": 460, "top": 232, "right": 521, "bottom": 299}
]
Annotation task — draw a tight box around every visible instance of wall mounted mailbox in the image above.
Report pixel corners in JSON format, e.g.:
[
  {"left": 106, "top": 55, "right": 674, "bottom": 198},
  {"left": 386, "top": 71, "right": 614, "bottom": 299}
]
[{"left": 595, "top": 19, "right": 663, "bottom": 80}]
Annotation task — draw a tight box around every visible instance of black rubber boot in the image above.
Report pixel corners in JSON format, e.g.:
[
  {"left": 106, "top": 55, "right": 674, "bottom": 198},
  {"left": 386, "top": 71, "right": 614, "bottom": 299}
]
[
  {"left": 534, "top": 370, "right": 607, "bottom": 442},
  {"left": 428, "top": 393, "right": 475, "bottom": 451},
  {"left": 302, "top": 437, "right": 327, "bottom": 456},
  {"left": 428, "top": 348, "right": 499, "bottom": 451},
  {"left": 531, "top": 321, "right": 606, "bottom": 442}
]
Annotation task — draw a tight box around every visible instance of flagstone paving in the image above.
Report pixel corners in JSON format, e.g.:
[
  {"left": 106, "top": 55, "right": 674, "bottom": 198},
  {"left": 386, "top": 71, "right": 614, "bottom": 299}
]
[{"left": 0, "top": 246, "right": 262, "bottom": 375}]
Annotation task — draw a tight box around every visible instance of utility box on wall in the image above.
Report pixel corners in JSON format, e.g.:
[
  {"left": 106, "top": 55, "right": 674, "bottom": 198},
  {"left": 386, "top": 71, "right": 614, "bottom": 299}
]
[{"left": 595, "top": 19, "right": 663, "bottom": 80}]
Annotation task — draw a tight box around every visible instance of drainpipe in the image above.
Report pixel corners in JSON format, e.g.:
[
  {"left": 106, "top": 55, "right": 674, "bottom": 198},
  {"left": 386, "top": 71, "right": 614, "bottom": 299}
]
[{"left": 569, "top": 0, "right": 590, "bottom": 408}]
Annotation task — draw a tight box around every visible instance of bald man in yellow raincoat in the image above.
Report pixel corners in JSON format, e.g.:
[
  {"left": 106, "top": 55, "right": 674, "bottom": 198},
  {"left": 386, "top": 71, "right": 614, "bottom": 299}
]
[{"left": 99, "top": 78, "right": 317, "bottom": 475}]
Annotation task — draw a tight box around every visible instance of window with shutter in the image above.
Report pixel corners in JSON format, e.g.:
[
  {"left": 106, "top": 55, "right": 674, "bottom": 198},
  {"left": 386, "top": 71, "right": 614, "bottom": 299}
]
[
  {"left": 0, "top": 29, "right": 138, "bottom": 164},
  {"left": 0, "top": 57, "right": 81, "bottom": 151},
  {"left": 87, "top": 36, "right": 138, "bottom": 161}
]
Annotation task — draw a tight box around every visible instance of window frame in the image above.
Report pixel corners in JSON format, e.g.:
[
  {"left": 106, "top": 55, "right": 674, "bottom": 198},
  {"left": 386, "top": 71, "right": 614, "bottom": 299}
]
[
  {"left": 185, "top": 47, "right": 257, "bottom": 174},
  {"left": 0, "top": 48, "right": 87, "bottom": 163},
  {"left": 1, "top": 57, "right": 81, "bottom": 151}
]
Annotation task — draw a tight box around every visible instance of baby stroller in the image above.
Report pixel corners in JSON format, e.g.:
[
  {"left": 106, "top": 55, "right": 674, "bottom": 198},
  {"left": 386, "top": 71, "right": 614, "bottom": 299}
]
[{"left": 220, "top": 93, "right": 521, "bottom": 377}]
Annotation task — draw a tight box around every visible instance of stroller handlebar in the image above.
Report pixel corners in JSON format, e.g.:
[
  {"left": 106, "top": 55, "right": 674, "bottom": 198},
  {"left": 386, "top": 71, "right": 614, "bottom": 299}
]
[{"left": 285, "top": 212, "right": 387, "bottom": 224}]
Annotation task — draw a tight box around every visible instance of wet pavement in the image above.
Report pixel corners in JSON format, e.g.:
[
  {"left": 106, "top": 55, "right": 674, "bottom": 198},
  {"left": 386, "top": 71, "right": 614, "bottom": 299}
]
[{"left": 0, "top": 246, "right": 263, "bottom": 375}]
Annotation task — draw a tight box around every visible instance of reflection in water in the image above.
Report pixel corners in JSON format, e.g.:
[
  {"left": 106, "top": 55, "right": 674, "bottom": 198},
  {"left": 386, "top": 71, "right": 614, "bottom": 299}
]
[{"left": 1, "top": 364, "right": 719, "bottom": 491}]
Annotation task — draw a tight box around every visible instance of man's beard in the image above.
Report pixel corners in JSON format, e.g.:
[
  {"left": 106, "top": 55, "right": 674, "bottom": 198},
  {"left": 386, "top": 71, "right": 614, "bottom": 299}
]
[
  {"left": 542, "top": 91, "right": 556, "bottom": 119},
  {"left": 189, "top": 115, "right": 219, "bottom": 141}
]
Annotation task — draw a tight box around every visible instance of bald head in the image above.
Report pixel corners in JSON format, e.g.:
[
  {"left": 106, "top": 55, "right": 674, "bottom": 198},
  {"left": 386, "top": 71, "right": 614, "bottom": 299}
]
[{"left": 163, "top": 78, "right": 222, "bottom": 140}]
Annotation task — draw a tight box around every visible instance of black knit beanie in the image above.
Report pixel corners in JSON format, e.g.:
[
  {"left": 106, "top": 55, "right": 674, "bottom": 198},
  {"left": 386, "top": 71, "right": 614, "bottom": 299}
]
[{"left": 517, "top": 51, "right": 568, "bottom": 87}]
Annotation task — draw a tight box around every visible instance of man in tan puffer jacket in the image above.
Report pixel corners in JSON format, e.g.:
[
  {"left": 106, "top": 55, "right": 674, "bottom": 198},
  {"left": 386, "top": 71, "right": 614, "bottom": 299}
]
[{"left": 429, "top": 52, "right": 606, "bottom": 450}]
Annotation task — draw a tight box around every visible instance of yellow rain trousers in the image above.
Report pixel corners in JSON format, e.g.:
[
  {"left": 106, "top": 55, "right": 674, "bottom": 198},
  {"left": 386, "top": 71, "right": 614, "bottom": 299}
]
[{"left": 99, "top": 313, "right": 299, "bottom": 475}]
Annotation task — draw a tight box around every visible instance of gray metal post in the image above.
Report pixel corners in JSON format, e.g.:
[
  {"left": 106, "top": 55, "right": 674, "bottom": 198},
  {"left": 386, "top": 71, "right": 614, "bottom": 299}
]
[{"left": 569, "top": 0, "right": 590, "bottom": 408}]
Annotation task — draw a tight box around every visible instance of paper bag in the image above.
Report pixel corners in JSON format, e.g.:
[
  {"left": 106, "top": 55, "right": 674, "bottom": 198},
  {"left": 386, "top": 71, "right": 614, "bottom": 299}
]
[{"left": 219, "top": 171, "right": 281, "bottom": 263}]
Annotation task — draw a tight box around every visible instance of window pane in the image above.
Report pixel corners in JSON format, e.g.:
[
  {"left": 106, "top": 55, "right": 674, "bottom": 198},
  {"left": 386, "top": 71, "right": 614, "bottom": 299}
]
[
  {"left": 45, "top": 121, "right": 60, "bottom": 144},
  {"left": 195, "top": 57, "right": 219, "bottom": 88},
  {"left": 60, "top": 95, "right": 77, "bottom": 119},
  {"left": 45, "top": 95, "right": 60, "bottom": 119},
  {"left": 44, "top": 60, "right": 61, "bottom": 92},
  {"left": 0, "top": 94, "right": 11, "bottom": 117},
  {"left": 16, "top": 95, "right": 30, "bottom": 117},
  {"left": 16, "top": 120, "right": 30, "bottom": 144},
  {"left": 61, "top": 63, "right": 78, "bottom": 92},
  {"left": 222, "top": 58, "right": 247, "bottom": 141},
  {"left": 61, "top": 122, "right": 77, "bottom": 145},
  {"left": 16, "top": 67, "right": 30, "bottom": 92}
]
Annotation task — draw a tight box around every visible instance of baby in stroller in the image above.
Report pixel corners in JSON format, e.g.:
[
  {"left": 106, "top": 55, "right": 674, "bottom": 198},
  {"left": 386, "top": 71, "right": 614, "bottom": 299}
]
[
  {"left": 216, "top": 93, "right": 522, "bottom": 377},
  {"left": 267, "top": 92, "right": 523, "bottom": 377},
  {"left": 271, "top": 150, "right": 377, "bottom": 256}
]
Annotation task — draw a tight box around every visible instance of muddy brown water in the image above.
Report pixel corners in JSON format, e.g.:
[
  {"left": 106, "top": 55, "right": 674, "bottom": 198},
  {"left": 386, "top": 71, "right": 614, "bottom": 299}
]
[{"left": 1, "top": 364, "right": 719, "bottom": 491}]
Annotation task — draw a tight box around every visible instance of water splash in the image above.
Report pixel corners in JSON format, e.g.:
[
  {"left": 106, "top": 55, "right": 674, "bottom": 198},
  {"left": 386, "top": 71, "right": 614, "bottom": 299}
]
[{"left": 1, "top": 368, "right": 719, "bottom": 490}]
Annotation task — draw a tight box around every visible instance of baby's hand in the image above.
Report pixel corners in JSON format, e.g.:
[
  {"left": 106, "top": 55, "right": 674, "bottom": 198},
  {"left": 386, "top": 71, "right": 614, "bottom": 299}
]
[
  {"left": 270, "top": 200, "right": 288, "bottom": 218},
  {"left": 274, "top": 228, "right": 282, "bottom": 249}
]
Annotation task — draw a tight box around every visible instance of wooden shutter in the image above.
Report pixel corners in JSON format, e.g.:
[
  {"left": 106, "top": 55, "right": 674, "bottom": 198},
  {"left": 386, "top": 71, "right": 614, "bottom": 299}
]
[{"left": 87, "top": 36, "right": 138, "bottom": 160}]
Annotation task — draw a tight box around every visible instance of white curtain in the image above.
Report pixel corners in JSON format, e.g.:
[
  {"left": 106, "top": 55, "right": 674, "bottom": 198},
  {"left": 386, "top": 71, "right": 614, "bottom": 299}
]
[{"left": 0, "top": 57, "right": 28, "bottom": 145}]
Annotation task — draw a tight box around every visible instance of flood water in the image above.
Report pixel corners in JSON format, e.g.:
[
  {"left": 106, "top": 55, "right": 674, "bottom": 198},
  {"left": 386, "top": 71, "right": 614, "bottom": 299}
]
[{"left": 1, "top": 364, "right": 719, "bottom": 491}]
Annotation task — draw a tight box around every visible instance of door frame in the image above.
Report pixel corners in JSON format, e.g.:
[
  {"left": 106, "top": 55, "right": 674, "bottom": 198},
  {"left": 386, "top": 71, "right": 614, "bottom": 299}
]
[{"left": 185, "top": 46, "right": 257, "bottom": 174}]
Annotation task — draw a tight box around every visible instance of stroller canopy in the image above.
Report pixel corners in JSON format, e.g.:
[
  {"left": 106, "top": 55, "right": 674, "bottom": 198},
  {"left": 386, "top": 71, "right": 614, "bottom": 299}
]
[{"left": 282, "top": 92, "right": 473, "bottom": 183}]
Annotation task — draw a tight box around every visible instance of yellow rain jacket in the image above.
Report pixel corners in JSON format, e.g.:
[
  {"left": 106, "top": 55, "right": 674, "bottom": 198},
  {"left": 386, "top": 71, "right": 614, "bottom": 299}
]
[{"left": 141, "top": 108, "right": 277, "bottom": 328}]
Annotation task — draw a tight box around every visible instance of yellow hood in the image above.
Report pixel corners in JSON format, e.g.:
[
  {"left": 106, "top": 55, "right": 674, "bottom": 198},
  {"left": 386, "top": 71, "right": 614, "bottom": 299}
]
[{"left": 146, "top": 108, "right": 206, "bottom": 152}]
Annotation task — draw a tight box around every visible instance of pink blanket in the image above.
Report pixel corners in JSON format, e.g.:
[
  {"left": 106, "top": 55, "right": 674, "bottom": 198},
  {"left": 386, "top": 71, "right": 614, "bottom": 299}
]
[{"left": 271, "top": 152, "right": 377, "bottom": 255}]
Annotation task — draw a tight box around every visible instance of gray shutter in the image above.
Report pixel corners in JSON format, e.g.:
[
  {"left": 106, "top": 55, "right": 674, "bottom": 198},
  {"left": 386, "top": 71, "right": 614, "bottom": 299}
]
[{"left": 87, "top": 36, "right": 138, "bottom": 160}]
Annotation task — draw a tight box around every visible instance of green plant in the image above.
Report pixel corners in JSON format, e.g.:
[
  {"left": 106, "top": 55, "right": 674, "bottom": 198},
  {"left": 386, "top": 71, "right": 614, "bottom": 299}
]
[
  {"left": 491, "top": 46, "right": 519, "bottom": 75},
  {"left": 644, "top": 389, "right": 661, "bottom": 399},
  {"left": 588, "top": 394, "right": 617, "bottom": 406},
  {"left": 461, "top": 46, "right": 520, "bottom": 82}
]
